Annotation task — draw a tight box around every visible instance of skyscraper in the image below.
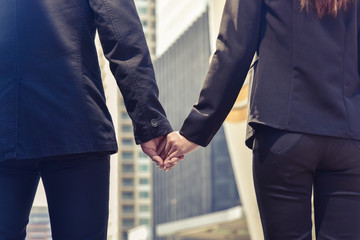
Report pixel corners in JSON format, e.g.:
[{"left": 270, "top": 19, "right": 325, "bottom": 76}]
[
  {"left": 99, "top": 42, "right": 154, "bottom": 240},
  {"left": 101, "top": 1, "right": 158, "bottom": 240},
  {"left": 135, "top": 0, "right": 157, "bottom": 59},
  {"left": 153, "top": 10, "right": 243, "bottom": 240},
  {"left": 156, "top": 0, "right": 208, "bottom": 55}
]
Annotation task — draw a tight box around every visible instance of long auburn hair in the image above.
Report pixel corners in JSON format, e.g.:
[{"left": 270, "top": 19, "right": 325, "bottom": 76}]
[{"left": 300, "top": 0, "right": 353, "bottom": 17}]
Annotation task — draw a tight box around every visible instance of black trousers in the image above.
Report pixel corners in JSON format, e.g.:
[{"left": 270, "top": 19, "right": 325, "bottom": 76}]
[
  {"left": 0, "top": 152, "right": 110, "bottom": 240},
  {"left": 253, "top": 126, "right": 360, "bottom": 240}
]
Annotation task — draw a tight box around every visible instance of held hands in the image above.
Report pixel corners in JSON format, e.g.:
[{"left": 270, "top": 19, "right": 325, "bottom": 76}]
[
  {"left": 163, "top": 131, "right": 199, "bottom": 171},
  {"left": 140, "top": 131, "right": 199, "bottom": 171}
]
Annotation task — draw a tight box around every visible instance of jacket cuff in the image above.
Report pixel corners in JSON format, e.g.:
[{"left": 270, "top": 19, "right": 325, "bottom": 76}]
[
  {"left": 134, "top": 118, "right": 173, "bottom": 144},
  {"left": 179, "top": 126, "right": 210, "bottom": 147}
]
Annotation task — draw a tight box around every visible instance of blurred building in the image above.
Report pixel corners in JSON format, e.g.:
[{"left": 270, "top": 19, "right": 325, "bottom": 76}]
[
  {"left": 128, "top": 225, "right": 152, "bottom": 240},
  {"left": 156, "top": 0, "right": 208, "bottom": 55},
  {"left": 26, "top": 206, "right": 52, "bottom": 240},
  {"left": 101, "top": 1, "right": 158, "bottom": 240},
  {"left": 99, "top": 43, "right": 153, "bottom": 240},
  {"left": 117, "top": 98, "right": 153, "bottom": 240},
  {"left": 135, "top": 0, "right": 157, "bottom": 59},
  {"left": 153, "top": 10, "right": 246, "bottom": 240}
]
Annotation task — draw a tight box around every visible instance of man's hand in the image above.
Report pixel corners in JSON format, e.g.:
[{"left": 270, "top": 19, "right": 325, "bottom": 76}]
[{"left": 140, "top": 136, "right": 167, "bottom": 168}]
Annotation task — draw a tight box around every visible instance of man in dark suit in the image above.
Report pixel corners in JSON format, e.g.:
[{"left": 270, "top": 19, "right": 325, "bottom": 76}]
[
  {"left": 163, "top": 0, "right": 360, "bottom": 239},
  {"left": 0, "top": 0, "right": 171, "bottom": 239}
]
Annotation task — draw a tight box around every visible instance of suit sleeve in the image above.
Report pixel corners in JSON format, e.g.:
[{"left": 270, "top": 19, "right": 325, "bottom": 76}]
[
  {"left": 358, "top": 1, "right": 360, "bottom": 76},
  {"left": 89, "top": 0, "right": 172, "bottom": 144},
  {"left": 180, "top": 0, "right": 263, "bottom": 147}
]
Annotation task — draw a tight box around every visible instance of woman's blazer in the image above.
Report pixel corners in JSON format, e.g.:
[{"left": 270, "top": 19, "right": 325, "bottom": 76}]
[
  {"left": 0, "top": 0, "right": 172, "bottom": 160},
  {"left": 180, "top": 0, "right": 360, "bottom": 148}
]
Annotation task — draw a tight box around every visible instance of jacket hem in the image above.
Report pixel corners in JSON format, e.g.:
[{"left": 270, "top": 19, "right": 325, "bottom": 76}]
[
  {"left": 246, "top": 117, "right": 360, "bottom": 150},
  {"left": 7, "top": 141, "right": 118, "bottom": 161}
]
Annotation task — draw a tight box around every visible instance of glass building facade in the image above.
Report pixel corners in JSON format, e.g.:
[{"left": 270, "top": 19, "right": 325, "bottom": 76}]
[{"left": 153, "top": 10, "right": 240, "bottom": 239}]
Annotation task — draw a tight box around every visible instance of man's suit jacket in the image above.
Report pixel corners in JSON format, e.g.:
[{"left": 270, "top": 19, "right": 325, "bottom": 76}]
[
  {"left": 0, "top": 0, "right": 172, "bottom": 160},
  {"left": 180, "top": 0, "right": 360, "bottom": 148}
]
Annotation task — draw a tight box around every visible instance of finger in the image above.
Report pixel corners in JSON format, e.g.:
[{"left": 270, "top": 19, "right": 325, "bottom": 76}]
[
  {"left": 164, "top": 155, "right": 176, "bottom": 167},
  {"left": 164, "top": 140, "right": 172, "bottom": 159},
  {"left": 163, "top": 158, "right": 172, "bottom": 170},
  {"left": 157, "top": 137, "right": 167, "bottom": 155},
  {"left": 152, "top": 155, "right": 164, "bottom": 167},
  {"left": 160, "top": 150, "right": 167, "bottom": 161},
  {"left": 153, "top": 162, "right": 162, "bottom": 170},
  {"left": 164, "top": 159, "right": 173, "bottom": 168},
  {"left": 166, "top": 161, "right": 179, "bottom": 172},
  {"left": 144, "top": 148, "right": 164, "bottom": 167},
  {"left": 168, "top": 151, "right": 182, "bottom": 160},
  {"left": 165, "top": 157, "right": 180, "bottom": 170},
  {"left": 170, "top": 158, "right": 180, "bottom": 165},
  {"left": 161, "top": 154, "right": 167, "bottom": 162}
]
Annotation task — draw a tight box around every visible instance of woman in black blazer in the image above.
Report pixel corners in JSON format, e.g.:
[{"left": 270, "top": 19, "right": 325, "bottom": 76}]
[{"left": 164, "top": 0, "right": 360, "bottom": 239}]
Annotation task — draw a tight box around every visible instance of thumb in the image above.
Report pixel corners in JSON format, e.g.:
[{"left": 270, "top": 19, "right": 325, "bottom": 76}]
[
  {"left": 144, "top": 148, "right": 164, "bottom": 167},
  {"left": 152, "top": 155, "right": 164, "bottom": 167}
]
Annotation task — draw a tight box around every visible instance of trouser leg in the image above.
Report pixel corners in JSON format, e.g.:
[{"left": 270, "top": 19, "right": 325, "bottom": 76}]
[
  {"left": 252, "top": 127, "right": 322, "bottom": 240},
  {"left": 314, "top": 138, "right": 360, "bottom": 240},
  {"left": 0, "top": 159, "right": 40, "bottom": 240},
  {"left": 39, "top": 152, "right": 110, "bottom": 240}
]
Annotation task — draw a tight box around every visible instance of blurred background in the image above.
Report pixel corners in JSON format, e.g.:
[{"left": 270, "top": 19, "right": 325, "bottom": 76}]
[{"left": 27, "top": 0, "right": 263, "bottom": 239}]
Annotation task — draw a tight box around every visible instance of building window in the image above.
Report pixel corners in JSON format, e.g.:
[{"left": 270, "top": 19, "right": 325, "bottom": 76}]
[
  {"left": 139, "top": 191, "right": 149, "bottom": 199},
  {"left": 151, "top": 47, "right": 156, "bottom": 55},
  {"left": 122, "top": 232, "right": 128, "bottom": 240},
  {"left": 122, "top": 192, "right": 134, "bottom": 200},
  {"left": 122, "top": 151, "right": 134, "bottom": 160},
  {"left": 139, "top": 151, "right": 148, "bottom": 159},
  {"left": 122, "top": 164, "right": 134, "bottom": 173},
  {"left": 139, "top": 205, "right": 149, "bottom": 212},
  {"left": 122, "top": 138, "right": 133, "bottom": 146},
  {"left": 123, "top": 218, "right": 135, "bottom": 227},
  {"left": 151, "top": 20, "right": 156, "bottom": 28},
  {"left": 121, "top": 111, "right": 129, "bottom": 119},
  {"left": 139, "top": 164, "right": 149, "bottom": 172},
  {"left": 122, "top": 178, "right": 134, "bottom": 187},
  {"left": 137, "top": 7, "right": 147, "bottom": 14},
  {"left": 139, "top": 218, "right": 150, "bottom": 226},
  {"left": 121, "top": 125, "right": 132, "bottom": 133},
  {"left": 139, "top": 178, "right": 149, "bottom": 185},
  {"left": 122, "top": 205, "right": 134, "bottom": 213}
]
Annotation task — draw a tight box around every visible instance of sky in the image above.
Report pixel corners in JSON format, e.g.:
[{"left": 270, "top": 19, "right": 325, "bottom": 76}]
[{"left": 156, "top": 0, "right": 208, "bottom": 55}]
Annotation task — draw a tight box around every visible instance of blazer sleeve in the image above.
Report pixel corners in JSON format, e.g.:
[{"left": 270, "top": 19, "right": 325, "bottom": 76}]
[
  {"left": 89, "top": 0, "right": 172, "bottom": 144},
  {"left": 180, "top": 0, "right": 263, "bottom": 147},
  {"left": 358, "top": 1, "right": 360, "bottom": 76}
]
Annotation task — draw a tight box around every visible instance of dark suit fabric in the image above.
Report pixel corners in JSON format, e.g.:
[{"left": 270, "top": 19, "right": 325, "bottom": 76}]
[
  {"left": 0, "top": 152, "right": 110, "bottom": 240},
  {"left": 180, "top": 0, "right": 360, "bottom": 148},
  {"left": 253, "top": 126, "right": 360, "bottom": 239},
  {"left": 0, "top": 0, "right": 172, "bottom": 161}
]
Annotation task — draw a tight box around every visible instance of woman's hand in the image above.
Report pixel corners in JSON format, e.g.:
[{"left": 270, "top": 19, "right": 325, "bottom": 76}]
[{"left": 163, "top": 131, "right": 200, "bottom": 171}]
